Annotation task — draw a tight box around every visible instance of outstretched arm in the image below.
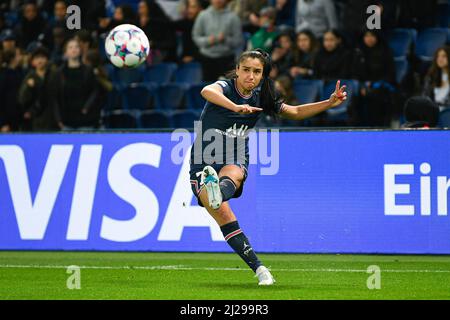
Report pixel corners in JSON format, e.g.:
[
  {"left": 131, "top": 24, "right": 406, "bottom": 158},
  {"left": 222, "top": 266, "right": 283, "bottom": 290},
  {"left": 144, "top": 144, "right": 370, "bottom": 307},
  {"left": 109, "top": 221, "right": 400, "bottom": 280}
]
[
  {"left": 280, "top": 80, "right": 347, "bottom": 120},
  {"left": 201, "top": 83, "right": 262, "bottom": 114}
]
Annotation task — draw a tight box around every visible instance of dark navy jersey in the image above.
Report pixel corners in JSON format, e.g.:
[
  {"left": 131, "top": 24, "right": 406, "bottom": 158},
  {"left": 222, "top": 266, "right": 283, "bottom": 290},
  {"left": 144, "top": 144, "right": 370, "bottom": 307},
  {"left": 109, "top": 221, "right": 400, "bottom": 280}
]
[{"left": 190, "top": 78, "right": 284, "bottom": 167}]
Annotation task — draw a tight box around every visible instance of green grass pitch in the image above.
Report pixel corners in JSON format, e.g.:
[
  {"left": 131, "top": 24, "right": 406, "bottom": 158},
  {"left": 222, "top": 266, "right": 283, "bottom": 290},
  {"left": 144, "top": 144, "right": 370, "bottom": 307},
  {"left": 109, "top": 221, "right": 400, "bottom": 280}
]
[{"left": 0, "top": 251, "right": 449, "bottom": 300}]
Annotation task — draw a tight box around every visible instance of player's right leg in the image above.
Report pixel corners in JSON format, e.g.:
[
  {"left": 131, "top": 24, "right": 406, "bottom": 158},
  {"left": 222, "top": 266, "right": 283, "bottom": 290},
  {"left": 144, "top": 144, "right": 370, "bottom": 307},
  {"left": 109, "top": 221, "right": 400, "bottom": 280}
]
[
  {"left": 201, "top": 165, "right": 222, "bottom": 210},
  {"left": 201, "top": 164, "right": 245, "bottom": 210}
]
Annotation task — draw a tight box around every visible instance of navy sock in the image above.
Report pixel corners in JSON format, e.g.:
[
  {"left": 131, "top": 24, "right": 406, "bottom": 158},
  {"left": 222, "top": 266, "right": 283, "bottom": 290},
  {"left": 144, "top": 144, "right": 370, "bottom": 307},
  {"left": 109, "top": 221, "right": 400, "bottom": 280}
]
[
  {"left": 219, "top": 176, "right": 237, "bottom": 202},
  {"left": 220, "top": 221, "right": 262, "bottom": 272}
]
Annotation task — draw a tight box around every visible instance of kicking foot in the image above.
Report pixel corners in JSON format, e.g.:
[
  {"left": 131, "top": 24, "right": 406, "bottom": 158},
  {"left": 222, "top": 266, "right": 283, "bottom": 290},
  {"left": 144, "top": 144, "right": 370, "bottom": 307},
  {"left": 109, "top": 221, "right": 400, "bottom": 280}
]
[
  {"left": 255, "top": 266, "right": 275, "bottom": 286},
  {"left": 202, "top": 166, "right": 222, "bottom": 210}
]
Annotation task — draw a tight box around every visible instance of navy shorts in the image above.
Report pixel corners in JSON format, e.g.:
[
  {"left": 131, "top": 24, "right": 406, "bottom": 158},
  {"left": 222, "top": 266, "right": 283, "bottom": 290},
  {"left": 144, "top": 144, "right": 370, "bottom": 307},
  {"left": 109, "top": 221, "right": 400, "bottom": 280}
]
[{"left": 189, "top": 163, "right": 248, "bottom": 207}]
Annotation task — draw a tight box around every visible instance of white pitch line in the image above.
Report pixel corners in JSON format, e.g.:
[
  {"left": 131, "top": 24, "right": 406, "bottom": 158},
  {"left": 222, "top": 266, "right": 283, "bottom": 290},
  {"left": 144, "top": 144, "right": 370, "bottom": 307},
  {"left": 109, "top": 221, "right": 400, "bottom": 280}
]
[{"left": 0, "top": 264, "right": 450, "bottom": 274}]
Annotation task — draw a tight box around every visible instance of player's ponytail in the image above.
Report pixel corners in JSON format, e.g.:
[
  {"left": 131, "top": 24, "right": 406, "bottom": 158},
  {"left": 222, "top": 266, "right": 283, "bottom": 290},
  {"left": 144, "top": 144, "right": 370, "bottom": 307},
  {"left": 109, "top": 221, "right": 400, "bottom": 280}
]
[{"left": 255, "top": 49, "right": 283, "bottom": 117}]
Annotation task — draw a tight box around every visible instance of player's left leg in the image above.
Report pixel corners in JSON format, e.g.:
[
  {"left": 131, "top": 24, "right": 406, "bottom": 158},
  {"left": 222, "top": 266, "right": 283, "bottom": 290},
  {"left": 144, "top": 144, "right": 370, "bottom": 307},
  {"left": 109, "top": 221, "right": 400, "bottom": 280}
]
[{"left": 199, "top": 165, "right": 275, "bottom": 285}]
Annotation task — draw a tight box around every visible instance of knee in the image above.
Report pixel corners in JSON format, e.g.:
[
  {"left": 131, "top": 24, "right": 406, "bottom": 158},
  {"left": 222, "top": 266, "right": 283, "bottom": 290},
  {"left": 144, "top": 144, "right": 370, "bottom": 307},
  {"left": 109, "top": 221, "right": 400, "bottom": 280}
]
[{"left": 220, "top": 171, "right": 244, "bottom": 187}]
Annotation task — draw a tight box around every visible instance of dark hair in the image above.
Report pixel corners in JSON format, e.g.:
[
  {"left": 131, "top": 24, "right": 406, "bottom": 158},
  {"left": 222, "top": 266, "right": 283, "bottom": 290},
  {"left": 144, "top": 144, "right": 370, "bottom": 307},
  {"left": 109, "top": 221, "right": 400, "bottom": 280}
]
[
  {"left": 293, "top": 29, "right": 318, "bottom": 65},
  {"left": 297, "top": 30, "right": 318, "bottom": 52},
  {"left": 85, "top": 49, "right": 101, "bottom": 67},
  {"left": 31, "top": 45, "right": 49, "bottom": 61},
  {"left": 360, "top": 28, "right": 388, "bottom": 50},
  {"left": 228, "top": 49, "right": 283, "bottom": 116},
  {"left": 427, "top": 46, "right": 450, "bottom": 88},
  {"left": 117, "top": 4, "right": 137, "bottom": 24},
  {"left": 403, "top": 96, "right": 439, "bottom": 128},
  {"left": 62, "top": 37, "right": 79, "bottom": 54},
  {"left": 2, "top": 49, "right": 16, "bottom": 66},
  {"left": 275, "top": 75, "right": 298, "bottom": 105},
  {"left": 323, "top": 29, "right": 346, "bottom": 49}
]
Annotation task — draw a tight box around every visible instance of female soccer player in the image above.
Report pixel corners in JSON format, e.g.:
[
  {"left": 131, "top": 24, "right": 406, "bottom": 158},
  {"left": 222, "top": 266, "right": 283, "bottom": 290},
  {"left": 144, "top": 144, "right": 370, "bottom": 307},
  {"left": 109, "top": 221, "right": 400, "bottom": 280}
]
[{"left": 189, "top": 49, "right": 347, "bottom": 285}]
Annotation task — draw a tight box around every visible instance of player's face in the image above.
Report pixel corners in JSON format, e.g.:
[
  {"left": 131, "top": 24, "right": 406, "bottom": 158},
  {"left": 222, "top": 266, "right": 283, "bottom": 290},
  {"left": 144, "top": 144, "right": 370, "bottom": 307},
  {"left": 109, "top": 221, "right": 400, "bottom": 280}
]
[{"left": 236, "top": 58, "right": 264, "bottom": 91}]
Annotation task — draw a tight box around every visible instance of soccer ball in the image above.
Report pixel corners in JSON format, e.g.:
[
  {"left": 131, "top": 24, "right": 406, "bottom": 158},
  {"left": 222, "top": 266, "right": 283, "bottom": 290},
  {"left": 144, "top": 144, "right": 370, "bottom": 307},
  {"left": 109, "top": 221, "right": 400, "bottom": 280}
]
[{"left": 104, "top": 24, "right": 150, "bottom": 68}]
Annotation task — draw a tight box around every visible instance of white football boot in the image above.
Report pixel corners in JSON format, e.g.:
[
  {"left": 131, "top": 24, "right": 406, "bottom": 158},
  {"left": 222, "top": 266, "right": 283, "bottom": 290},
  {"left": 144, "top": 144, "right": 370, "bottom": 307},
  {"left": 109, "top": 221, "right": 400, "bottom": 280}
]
[
  {"left": 202, "top": 166, "right": 222, "bottom": 210},
  {"left": 255, "top": 266, "right": 276, "bottom": 286}
]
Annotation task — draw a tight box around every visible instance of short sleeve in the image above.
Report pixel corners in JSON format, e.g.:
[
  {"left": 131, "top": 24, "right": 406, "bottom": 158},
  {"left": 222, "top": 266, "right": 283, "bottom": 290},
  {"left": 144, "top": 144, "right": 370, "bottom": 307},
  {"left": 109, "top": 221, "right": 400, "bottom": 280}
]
[
  {"left": 274, "top": 100, "right": 286, "bottom": 114},
  {"left": 214, "top": 80, "right": 232, "bottom": 96}
]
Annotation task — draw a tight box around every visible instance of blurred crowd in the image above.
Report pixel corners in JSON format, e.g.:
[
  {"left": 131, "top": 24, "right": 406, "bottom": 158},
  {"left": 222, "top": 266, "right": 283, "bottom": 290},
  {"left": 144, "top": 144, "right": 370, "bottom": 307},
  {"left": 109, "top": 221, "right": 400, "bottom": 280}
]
[{"left": 0, "top": 0, "right": 449, "bottom": 131}]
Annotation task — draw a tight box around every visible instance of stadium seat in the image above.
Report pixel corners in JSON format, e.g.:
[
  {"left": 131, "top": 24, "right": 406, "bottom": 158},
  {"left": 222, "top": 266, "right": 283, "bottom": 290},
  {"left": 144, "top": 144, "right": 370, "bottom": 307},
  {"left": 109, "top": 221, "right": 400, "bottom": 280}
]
[
  {"left": 174, "top": 62, "right": 203, "bottom": 85},
  {"left": 103, "top": 110, "right": 138, "bottom": 129},
  {"left": 171, "top": 110, "right": 199, "bottom": 129},
  {"left": 114, "top": 66, "right": 144, "bottom": 87},
  {"left": 387, "top": 28, "right": 417, "bottom": 59},
  {"left": 98, "top": 34, "right": 107, "bottom": 60},
  {"left": 122, "top": 84, "right": 153, "bottom": 110},
  {"left": 139, "top": 110, "right": 172, "bottom": 129},
  {"left": 320, "top": 79, "right": 359, "bottom": 121},
  {"left": 186, "top": 83, "right": 208, "bottom": 110},
  {"left": 4, "top": 11, "right": 19, "bottom": 27},
  {"left": 154, "top": 83, "right": 186, "bottom": 110},
  {"left": 415, "top": 28, "right": 448, "bottom": 61},
  {"left": 293, "top": 79, "right": 323, "bottom": 104},
  {"left": 143, "top": 62, "right": 177, "bottom": 85},
  {"left": 394, "top": 58, "right": 409, "bottom": 85},
  {"left": 438, "top": 108, "right": 450, "bottom": 128},
  {"left": 104, "top": 85, "right": 122, "bottom": 111}
]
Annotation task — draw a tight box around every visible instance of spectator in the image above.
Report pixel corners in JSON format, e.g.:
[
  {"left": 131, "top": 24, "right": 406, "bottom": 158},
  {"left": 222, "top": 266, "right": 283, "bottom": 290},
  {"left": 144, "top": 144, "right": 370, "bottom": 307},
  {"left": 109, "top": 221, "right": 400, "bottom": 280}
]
[
  {"left": 74, "top": 29, "right": 94, "bottom": 65},
  {"left": 274, "top": 0, "right": 296, "bottom": 28},
  {"left": 192, "top": 0, "right": 243, "bottom": 81},
  {"left": 76, "top": 0, "right": 107, "bottom": 32},
  {"left": 84, "top": 48, "right": 113, "bottom": 118},
  {"left": 313, "top": 29, "right": 351, "bottom": 81},
  {"left": 275, "top": 74, "right": 299, "bottom": 105},
  {"left": 174, "top": 0, "right": 207, "bottom": 64},
  {"left": 53, "top": 38, "right": 99, "bottom": 130},
  {"left": 1, "top": 29, "right": 17, "bottom": 52},
  {"left": 289, "top": 29, "right": 318, "bottom": 79},
  {"left": 295, "top": 0, "right": 338, "bottom": 38},
  {"left": 14, "top": 1, "right": 47, "bottom": 49},
  {"left": 353, "top": 29, "right": 396, "bottom": 127},
  {"left": 270, "top": 31, "right": 294, "bottom": 78},
  {"left": 338, "top": 0, "right": 372, "bottom": 47},
  {"left": 137, "top": 0, "right": 177, "bottom": 63},
  {"left": 402, "top": 96, "right": 439, "bottom": 128},
  {"left": 48, "top": 25, "right": 66, "bottom": 65},
  {"left": 0, "top": 48, "right": 26, "bottom": 132},
  {"left": 247, "top": 7, "right": 278, "bottom": 53},
  {"left": 18, "top": 45, "right": 58, "bottom": 131},
  {"left": 275, "top": 75, "right": 299, "bottom": 127},
  {"left": 42, "top": 0, "right": 73, "bottom": 51},
  {"left": 229, "top": 0, "right": 268, "bottom": 34},
  {"left": 257, "top": 75, "right": 297, "bottom": 128},
  {"left": 99, "top": 4, "right": 137, "bottom": 34},
  {"left": 423, "top": 46, "right": 450, "bottom": 111}
]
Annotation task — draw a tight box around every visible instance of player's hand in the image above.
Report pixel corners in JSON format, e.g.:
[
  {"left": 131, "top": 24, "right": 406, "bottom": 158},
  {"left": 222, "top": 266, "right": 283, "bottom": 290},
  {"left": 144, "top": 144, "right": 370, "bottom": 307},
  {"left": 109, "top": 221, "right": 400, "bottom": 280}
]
[
  {"left": 328, "top": 80, "right": 347, "bottom": 108},
  {"left": 234, "top": 104, "right": 263, "bottom": 114}
]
